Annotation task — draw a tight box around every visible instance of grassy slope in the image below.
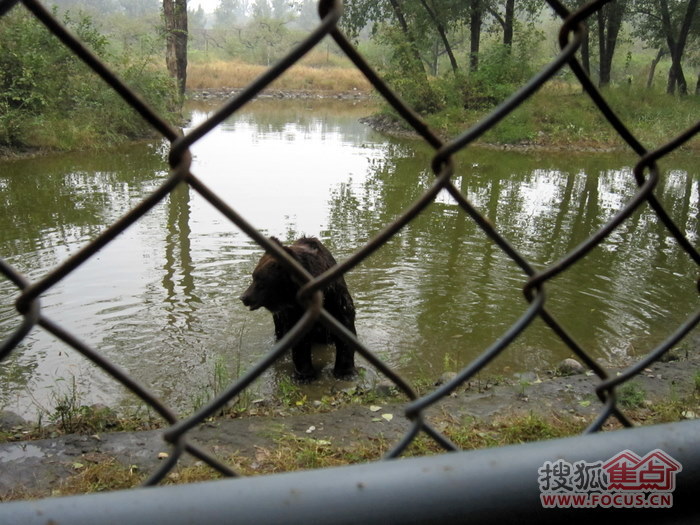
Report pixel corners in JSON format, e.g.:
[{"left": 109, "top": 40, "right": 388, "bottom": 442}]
[{"left": 186, "top": 59, "right": 699, "bottom": 152}]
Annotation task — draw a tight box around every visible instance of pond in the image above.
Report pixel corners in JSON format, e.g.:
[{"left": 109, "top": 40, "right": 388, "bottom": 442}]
[{"left": 0, "top": 98, "right": 697, "bottom": 419}]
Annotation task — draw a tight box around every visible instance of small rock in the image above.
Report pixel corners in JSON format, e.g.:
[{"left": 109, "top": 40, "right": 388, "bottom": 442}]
[
  {"left": 436, "top": 371, "right": 458, "bottom": 386},
  {"left": 659, "top": 349, "right": 682, "bottom": 363},
  {"left": 88, "top": 404, "right": 119, "bottom": 427},
  {"left": 0, "top": 410, "right": 27, "bottom": 431},
  {"left": 514, "top": 372, "right": 538, "bottom": 383},
  {"left": 373, "top": 380, "right": 396, "bottom": 397},
  {"left": 557, "top": 358, "right": 585, "bottom": 376}
]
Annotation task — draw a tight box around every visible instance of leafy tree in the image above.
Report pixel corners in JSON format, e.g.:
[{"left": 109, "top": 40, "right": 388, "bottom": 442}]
[
  {"left": 41, "top": 0, "right": 162, "bottom": 54},
  {"left": 189, "top": 4, "right": 206, "bottom": 30},
  {"left": 292, "top": 0, "right": 320, "bottom": 30},
  {"left": 631, "top": 0, "right": 699, "bottom": 95},
  {"left": 251, "top": 0, "right": 272, "bottom": 19},
  {"left": 0, "top": 9, "right": 106, "bottom": 115},
  {"left": 416, "top": 0, "right": 461, "bottom": 75},
  {"left": 214, "top": 0, "right": 247, "bottom": 26},
  {"left": 342, "top": 0, "right": 548, "bottom": 110},
  {"left": 271, "top": 0, "right": 290, "bottom": 20},
  {"left": 0, "top": 8, "right": 176, "bottom": 148},
  {"left": 188, "top": 5, "right": 207, "bottom": 52},
  {"left": 236, "top": 2, "right": 293, "bottom": 65},
  {"left": 43, "top": 0, "right": 161, "bottom": 17},
  {"left": 487, "top": 0, "right": 515, "bottom": 47},
  {"left": 342, "top": 0, "right": 441, "bottom": 110}
]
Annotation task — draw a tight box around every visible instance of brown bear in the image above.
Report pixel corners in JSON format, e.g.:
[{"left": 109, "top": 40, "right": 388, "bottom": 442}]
[{"left": 240, "top": 237, "right": 356, "bottom": 381}]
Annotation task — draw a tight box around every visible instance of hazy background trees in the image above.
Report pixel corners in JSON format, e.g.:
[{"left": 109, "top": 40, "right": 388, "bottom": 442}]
[
  {"left": 2, "top": 1, "right": 696, "bottom": 152},
  {"left": 36, "top": 0, "right": 698, "bottom": 99},
  {"left": 20, "top": 0, "right": 700, "bottom": 110}
]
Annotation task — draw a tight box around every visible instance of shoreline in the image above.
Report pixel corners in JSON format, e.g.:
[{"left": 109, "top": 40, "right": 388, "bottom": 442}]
[
  {"left": 2, "top": 90, "right": 696, "bottom": 159},
  {"left": 359, "top": 114, "right": 637, "bottom": 154},
  {"left": 188, "top": 87, "right": 372, "bottom": 102},
  {"left": 0, "top": 348, "right": 697, "bottom": 499}
]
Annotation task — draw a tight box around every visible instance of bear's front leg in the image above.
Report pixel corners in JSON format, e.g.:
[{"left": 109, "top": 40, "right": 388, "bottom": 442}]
[
  {"left": 273, "top": 314, "right": 286, "bottom": 341},
  {"left": 292, "top": 342, "right": 316, "bottom": 382},
  {"left": 333, "top": 339, "right": 356, "bottom": 379}
]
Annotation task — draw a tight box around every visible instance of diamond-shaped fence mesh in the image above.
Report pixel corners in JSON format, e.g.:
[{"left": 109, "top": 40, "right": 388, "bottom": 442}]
[{"left": 0, "top": 0, "right": 698, "bottom": 510}]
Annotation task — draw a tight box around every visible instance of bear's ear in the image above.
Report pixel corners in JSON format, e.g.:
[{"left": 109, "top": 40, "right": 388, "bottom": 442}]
[
  {"left": 266, "top": 237, "right": 298, "bottom": 262},
  {"left": 265, "top": 236, "right": 285, "bottom": 254}
]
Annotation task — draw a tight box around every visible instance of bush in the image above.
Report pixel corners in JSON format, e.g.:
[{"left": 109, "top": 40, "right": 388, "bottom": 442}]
[
  {"left": 618, "top": 382, "right": 647, "bottom": 409},
  {"left": 378, "top": 26, "right": 443, "bottom": 114},
  {"left": 0, "top": 8, "right": 177, "bottom": 151},
  {"left": 465, "top": 44, "right": 536, "bottom": 108}
]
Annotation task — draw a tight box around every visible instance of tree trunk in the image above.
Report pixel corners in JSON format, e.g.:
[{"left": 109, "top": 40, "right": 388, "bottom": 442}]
[
  {"left": 387, "top": 0, "right": 439, "bottom": 110},
  {"left": 388, "top": 0, "right": 425, "bottom": 73},
  {"left": 469, "top": 0, "right": 482, "bottom": 72},
  {"left": 164, "top": 0, "right": 188, "bottom": 99},
  {"left": 503, "top": 0, "right": 514, "bottom": 48},
  {"left": 580, "top": 29, "right": 590, "bottom": 76},
  {"left": 597, "top": 9, "right": 606, "bottom": 84},
  {"left": 660, "top": 0, "right": 698, "bottom": 95},
  {"left": 646, "top": 48, "right": 665, "bottom": 89},
  {"left": 419, "top": 0, "right": 459, "bottom": 76},
  {"left": 667, "top": 62, "right": 686, "bottom": 95},
  {"left": 487, "top": 0, "right": 514, "bottom": 49},
  {"left": 597, "top": 1, "right": 625, "bottom": 87}
]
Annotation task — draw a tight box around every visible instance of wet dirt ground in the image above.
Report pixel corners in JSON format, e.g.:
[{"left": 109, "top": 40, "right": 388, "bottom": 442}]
[{"left": 0, "top": 341, "right": 698, "bottom": 499}]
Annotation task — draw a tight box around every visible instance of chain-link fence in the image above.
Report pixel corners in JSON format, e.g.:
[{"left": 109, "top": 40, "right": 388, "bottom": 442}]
[{"left": 0, "top": 0, "right": 699, "bottom": 520}]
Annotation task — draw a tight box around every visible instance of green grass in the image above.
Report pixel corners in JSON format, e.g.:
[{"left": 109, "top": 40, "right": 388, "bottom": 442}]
[
  {"left": 617, "top": 382, "right": 647, "bottom": 409},
  {"left": 422, "top": 85, "right": 700, "bottom": 151}
]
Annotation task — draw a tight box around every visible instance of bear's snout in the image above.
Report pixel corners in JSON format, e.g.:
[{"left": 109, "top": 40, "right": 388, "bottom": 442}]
[{"left": 240, "top": 288, "right": 260, "bottom": 310}]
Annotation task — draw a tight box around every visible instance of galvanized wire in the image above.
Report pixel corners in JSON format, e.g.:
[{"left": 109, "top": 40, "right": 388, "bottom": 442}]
[{"left": 0, "top": 0, "right": 698, "bottom": 489}]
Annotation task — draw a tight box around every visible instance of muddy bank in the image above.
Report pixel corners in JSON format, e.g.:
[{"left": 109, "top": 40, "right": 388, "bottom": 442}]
[
  {"left": 0, "top": 145, "right": 49, "bottom": 162},
  {"left": 188, "top": 87, "right": 371, "bottom": 102},
  {"left": 359, "top": 113, "right": 626, "bottom": 153},
  {"left": 1, "top": 348, "right": 697, "bottom": 499}
]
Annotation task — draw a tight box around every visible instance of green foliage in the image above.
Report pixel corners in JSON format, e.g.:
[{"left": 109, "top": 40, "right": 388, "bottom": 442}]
[
  {"left": 277, "top": 376, "right": 308, "bottom": 408},
  {"left": 378, "top": 26, "right": 443, "bottom": 114},
  {"left": 421, "top": 80, "right": 699, "bottom": 148},
  {"left": 618, "top": 382, "right": 647, "bottom": 409},
  {"left": 0, "top": 8, "right": 177, "bottom": 151},
  {"left": 45, "top": 375, "right": 119, "bottom": 434},
  {"left": 375, "top": 32, "right": 540, "bottom": 116},
  {"left": 465, "top": 44, "right": 536, "bottom": 107}
]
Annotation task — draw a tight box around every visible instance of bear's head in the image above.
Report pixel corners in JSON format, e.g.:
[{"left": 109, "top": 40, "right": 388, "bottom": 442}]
[{"left": 240, "top": 238, "right": 300, "bottom": 313}]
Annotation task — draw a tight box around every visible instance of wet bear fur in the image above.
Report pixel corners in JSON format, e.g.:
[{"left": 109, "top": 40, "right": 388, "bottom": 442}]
[{"left": 240, "top": 237, "right": 356, "bottom": 381}]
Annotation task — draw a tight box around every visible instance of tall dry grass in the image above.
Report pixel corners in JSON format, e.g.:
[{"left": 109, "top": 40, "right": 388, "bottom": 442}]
[{"left": 187, "top": 58, "right": 372, "bottom": 93}]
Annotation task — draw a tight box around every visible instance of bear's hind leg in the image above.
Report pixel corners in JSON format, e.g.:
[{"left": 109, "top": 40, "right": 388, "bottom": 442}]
[{"left": 292, "top": 343, "right": 316, "bottom": 382}]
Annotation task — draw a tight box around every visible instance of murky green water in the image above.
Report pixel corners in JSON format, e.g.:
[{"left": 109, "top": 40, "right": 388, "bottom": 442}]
[{"left": 1, "top": 98, "right": 697, "bottom": 418}]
